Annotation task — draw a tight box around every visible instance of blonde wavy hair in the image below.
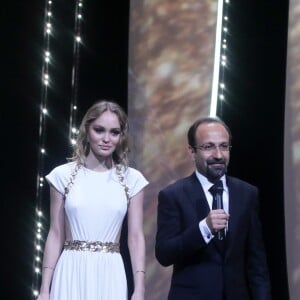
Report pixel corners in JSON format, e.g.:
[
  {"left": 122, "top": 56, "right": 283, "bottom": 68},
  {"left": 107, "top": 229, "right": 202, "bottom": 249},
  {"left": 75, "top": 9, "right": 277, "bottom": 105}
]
[{"left": 70, "top": 100, "right": 129, "bottom": 168}]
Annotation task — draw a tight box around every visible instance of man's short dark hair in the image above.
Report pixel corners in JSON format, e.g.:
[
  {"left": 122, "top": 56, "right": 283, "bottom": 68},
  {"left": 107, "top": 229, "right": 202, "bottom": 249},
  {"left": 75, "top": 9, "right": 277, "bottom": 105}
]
[{"left": 187, "top": 116, "right": 232, "bottom": 148}]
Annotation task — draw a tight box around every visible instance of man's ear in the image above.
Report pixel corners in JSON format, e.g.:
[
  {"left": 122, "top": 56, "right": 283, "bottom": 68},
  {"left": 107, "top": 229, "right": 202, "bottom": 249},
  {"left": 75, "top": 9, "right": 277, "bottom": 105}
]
[
  {"left": 187, "top": 145, "right": 196, "bottom": 161},
  {"left": 188, "top": 145, "right": 195, "bottom": 154}
]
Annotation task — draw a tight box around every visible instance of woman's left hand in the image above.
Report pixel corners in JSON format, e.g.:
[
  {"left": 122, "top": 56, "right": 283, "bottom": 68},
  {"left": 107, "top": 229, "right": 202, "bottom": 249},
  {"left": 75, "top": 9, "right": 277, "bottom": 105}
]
[{"left": 131, "top": 289, "right": 145, "bottom": 300}]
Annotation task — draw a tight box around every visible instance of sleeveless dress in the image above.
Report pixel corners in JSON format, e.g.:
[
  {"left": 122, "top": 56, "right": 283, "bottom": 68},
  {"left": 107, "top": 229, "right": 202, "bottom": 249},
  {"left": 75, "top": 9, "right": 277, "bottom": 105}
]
[{"left": 45, "top": 162, "right": 149, "bottom": 300}]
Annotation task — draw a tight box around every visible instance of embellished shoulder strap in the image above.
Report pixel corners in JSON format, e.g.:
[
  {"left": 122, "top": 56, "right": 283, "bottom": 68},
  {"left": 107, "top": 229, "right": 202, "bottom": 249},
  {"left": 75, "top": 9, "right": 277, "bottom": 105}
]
[
  {"left": 64, "top": 163, "right": 81, "bottom": 199},
  {"left": 116, "top": 164, "right": 130, "bottom": 207}
]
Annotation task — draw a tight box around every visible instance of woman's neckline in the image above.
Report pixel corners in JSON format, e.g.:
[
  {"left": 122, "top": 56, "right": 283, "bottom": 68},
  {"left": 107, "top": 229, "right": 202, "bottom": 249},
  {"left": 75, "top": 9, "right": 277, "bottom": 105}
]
[{"left": 82, "top": 163, "right": 115, "bottom": 173}]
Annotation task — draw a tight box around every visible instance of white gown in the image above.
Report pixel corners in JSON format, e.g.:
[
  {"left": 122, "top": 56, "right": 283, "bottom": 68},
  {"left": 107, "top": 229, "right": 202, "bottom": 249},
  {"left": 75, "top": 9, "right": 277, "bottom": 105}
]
[{"left": 46, "top": 162, "right": 149, "bottom": 300}]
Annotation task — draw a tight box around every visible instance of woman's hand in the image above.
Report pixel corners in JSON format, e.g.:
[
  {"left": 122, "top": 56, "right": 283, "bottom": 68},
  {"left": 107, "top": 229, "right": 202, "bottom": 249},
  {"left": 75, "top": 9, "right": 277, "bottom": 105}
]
[
  {"left": 131, "top": 288, "right": 145, "bottom": 300},
  {"left": 37, "top": 292, "right": 50, "bottom": 300}
]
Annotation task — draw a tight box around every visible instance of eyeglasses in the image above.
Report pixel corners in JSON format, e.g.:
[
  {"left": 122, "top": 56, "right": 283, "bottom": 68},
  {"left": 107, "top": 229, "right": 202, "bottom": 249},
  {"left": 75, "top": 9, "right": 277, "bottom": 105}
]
[{"left": 194, "top": 143, "right": 232, "bottom": 152}]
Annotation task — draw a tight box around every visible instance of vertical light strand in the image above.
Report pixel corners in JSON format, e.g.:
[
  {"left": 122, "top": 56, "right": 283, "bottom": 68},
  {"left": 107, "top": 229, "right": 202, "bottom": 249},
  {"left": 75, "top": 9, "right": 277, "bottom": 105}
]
[
  {"left": 69, "top": 0, "right": 84, "bottom": 146},
  {"left": 210, "top": 0, "right": 229, "bottom": 117},
  {"left": 32, "top": 0, "right": 54, "bottom": 298},
  {"left": 218, "top": 0, "right": 230, "bottom": 117}
]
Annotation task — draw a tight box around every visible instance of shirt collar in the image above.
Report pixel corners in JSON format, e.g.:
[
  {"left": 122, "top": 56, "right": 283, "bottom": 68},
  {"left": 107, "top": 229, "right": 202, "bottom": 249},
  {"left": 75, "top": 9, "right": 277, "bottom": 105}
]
[{"left": 195, "top": 170, "right": 228, "bottom": 193}]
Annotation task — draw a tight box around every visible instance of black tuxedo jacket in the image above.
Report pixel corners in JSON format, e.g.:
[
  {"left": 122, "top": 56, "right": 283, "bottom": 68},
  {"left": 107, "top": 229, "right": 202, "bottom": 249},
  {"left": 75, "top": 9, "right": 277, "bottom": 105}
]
[{"left": 155, "top": 173, "right": 271, "bottom": 300}]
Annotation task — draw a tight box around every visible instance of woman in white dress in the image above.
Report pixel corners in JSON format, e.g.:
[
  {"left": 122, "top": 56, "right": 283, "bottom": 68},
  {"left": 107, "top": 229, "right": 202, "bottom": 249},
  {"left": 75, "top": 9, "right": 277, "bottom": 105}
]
[{"left": 37, "top": 100, "right": 149, "bottom": 300}]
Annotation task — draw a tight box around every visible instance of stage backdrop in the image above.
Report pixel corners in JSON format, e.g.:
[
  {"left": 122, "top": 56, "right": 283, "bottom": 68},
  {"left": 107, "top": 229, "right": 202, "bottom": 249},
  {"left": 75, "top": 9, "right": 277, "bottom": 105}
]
[
  {"left": 285, "top": 0, "right": 300, "bottom": 299},
  {"left": 128, "top": 1, "right": 218, "bottom": 299}
]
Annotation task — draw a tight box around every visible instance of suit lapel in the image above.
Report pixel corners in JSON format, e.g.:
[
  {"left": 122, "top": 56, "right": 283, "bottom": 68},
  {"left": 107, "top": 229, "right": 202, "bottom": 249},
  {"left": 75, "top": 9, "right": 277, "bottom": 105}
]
[
  {"left": 184, "top": 173, "right": 210, "bottom": 220},
  {"left": 224, "top": 176, "right": 240, "bottom": 260}
]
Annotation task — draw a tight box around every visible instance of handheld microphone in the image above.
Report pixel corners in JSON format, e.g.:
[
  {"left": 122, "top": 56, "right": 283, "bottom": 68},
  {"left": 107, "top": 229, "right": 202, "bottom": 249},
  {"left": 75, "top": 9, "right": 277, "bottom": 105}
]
[
  {"left": 215, "top": 191, "right": 224, "bottom": 240},
  {"left": 213, "top": 181, "right": 224, "bottom": 240}
]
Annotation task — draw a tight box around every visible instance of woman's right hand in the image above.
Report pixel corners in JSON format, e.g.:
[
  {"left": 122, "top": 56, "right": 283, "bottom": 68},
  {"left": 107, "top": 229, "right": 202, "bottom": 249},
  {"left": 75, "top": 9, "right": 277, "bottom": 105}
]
[{"left": 37, "top": 292, "right": 50, "bottom": 300}]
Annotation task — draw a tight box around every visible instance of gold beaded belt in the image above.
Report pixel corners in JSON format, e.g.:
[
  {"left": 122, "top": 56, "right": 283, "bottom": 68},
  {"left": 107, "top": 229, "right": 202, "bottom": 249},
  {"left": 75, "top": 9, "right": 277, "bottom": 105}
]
[{"left": 64, "top": 240, "right": 120, "bottom": 253}]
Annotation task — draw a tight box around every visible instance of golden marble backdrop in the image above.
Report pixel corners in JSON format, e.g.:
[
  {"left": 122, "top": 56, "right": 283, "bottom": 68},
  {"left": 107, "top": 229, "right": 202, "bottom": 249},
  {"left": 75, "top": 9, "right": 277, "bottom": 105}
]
[
  {"left": 128, "top": 1, "right": 218, "bottom": 299},
  {"left": 285, "top": 0, "right": 300, "bottom": 299}
]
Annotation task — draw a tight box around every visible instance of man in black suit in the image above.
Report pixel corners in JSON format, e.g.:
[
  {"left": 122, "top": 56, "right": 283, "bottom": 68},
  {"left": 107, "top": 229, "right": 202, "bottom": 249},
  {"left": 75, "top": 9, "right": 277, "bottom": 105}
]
[{"left": 155, "top": 117, "right": 271, "bottom": 300}]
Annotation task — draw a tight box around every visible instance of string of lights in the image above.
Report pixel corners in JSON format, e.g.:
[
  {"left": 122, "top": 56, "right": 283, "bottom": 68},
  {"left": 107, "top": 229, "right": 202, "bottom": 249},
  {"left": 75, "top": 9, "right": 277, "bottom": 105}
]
[
  {"left": 210, "top": 0, "right": 230, "bottom": 117},
  {"left": 31, "top": 1, "right": 83, "bottom": 298},
  {"left": 32, "top": 0, "right": 54, "bottom": 298},
  {"left": 69, "top": 0, "right": 84, "bottom": 146}
]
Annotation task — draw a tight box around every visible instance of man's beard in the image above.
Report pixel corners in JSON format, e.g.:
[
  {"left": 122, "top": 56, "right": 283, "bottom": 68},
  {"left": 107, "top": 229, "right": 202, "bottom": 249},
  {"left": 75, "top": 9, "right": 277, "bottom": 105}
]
[{"left": 206, "top": 159, "right": 227, "bottom": 183}]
